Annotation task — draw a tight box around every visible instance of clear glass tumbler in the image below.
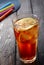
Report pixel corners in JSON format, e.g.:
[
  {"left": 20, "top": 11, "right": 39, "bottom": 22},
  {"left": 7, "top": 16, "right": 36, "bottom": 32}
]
[{"left": 12, "top": 13, "right": 39, "bottom": 63}]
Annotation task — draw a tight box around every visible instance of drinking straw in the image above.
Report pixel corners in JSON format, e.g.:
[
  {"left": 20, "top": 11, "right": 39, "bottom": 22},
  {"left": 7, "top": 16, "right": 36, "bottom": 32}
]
[
  {"left": 0, "top": 2, "right": 11, "bottom": 10},
  {"left": 0, "top": 8, "right": 13, "bottom": 21},
  {"left": 0, "top": 6, "right": 14, "bottom": 16},
  {"left": 0, "top": 4, "right": 14, "bottom": 12}
]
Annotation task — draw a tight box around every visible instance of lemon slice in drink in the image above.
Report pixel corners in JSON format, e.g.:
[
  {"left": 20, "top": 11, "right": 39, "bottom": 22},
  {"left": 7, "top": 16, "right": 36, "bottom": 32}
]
[
  {"left": 15, "top": 17, "right": 38, "bottom": 42},
  {"left": 15, "top": 17, "right": 38, "bottom": 31}
]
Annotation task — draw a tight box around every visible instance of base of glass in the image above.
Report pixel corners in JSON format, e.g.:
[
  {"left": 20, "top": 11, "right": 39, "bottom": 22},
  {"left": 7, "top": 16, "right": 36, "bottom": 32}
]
[{"left": 20, "top": 56, "right": 36, "bottom": 63}]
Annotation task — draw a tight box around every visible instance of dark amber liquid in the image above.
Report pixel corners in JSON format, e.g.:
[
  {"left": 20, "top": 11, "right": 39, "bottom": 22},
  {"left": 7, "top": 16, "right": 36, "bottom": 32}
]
[{"left": 14, "top": 19, "right": 39, "bottom": 60}]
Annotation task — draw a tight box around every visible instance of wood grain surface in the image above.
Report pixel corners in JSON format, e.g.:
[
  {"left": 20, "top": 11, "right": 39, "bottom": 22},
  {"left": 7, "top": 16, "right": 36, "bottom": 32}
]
[{"left": 0, "top": 0, "right": 44, "bottom": 65}]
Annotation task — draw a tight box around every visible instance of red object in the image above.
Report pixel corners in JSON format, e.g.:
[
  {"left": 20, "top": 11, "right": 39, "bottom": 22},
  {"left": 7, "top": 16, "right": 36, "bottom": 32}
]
[
  {"left": 0, "top": 6, "right": 14, "bottom": 16},
  {"left": 14, "top": 22, "right": 38, "bottom": 60},
  {"left": 0, "top": 8, "right": 13, "bottom": 21}
]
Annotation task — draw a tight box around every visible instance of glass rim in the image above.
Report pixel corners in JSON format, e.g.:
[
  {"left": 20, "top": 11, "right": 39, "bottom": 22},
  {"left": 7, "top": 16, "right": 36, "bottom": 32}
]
[{"left": 12, "top": 13, "right": 39, "bottom": 27}]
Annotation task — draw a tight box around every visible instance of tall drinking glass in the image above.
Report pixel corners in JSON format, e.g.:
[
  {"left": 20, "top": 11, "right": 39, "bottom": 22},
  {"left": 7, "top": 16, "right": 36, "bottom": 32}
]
[{"left": 12, "top": 13, "right": 39, "bottom": 63}]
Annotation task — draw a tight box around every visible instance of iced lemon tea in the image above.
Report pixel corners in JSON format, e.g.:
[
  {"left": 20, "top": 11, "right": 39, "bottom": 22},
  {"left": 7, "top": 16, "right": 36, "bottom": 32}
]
[{"left": 13, "top": 17, "right": 39, "bottom": 63}]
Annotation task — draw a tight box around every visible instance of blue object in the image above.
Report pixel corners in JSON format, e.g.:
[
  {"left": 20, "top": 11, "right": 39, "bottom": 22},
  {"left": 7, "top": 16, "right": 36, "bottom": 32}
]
[
  {"left": 0, "top": 0, "right": 21, "bottom": 12},
  {"left": 0, "top": 2, "right": 11, "bottom": 10}
]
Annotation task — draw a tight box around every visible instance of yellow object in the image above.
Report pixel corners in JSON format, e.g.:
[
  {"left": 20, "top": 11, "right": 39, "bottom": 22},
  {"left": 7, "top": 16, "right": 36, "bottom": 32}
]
[
  {"left": 15, "top": 18, "right": 38, "bottom": 31},
  {"left": 0, "top": 4, "right": 14, "bottom": 12}
]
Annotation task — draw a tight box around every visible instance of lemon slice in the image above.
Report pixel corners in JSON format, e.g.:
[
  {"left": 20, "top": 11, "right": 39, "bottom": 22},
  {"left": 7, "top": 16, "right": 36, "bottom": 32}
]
[{"left": 15, "top": 17, "right": 38, "bottom": 31}]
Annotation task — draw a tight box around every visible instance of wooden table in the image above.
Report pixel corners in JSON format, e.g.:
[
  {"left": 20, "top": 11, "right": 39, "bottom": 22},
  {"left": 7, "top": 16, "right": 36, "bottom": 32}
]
[{"left": 0, "top": 0, "right": 44, "bottom": 65}]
